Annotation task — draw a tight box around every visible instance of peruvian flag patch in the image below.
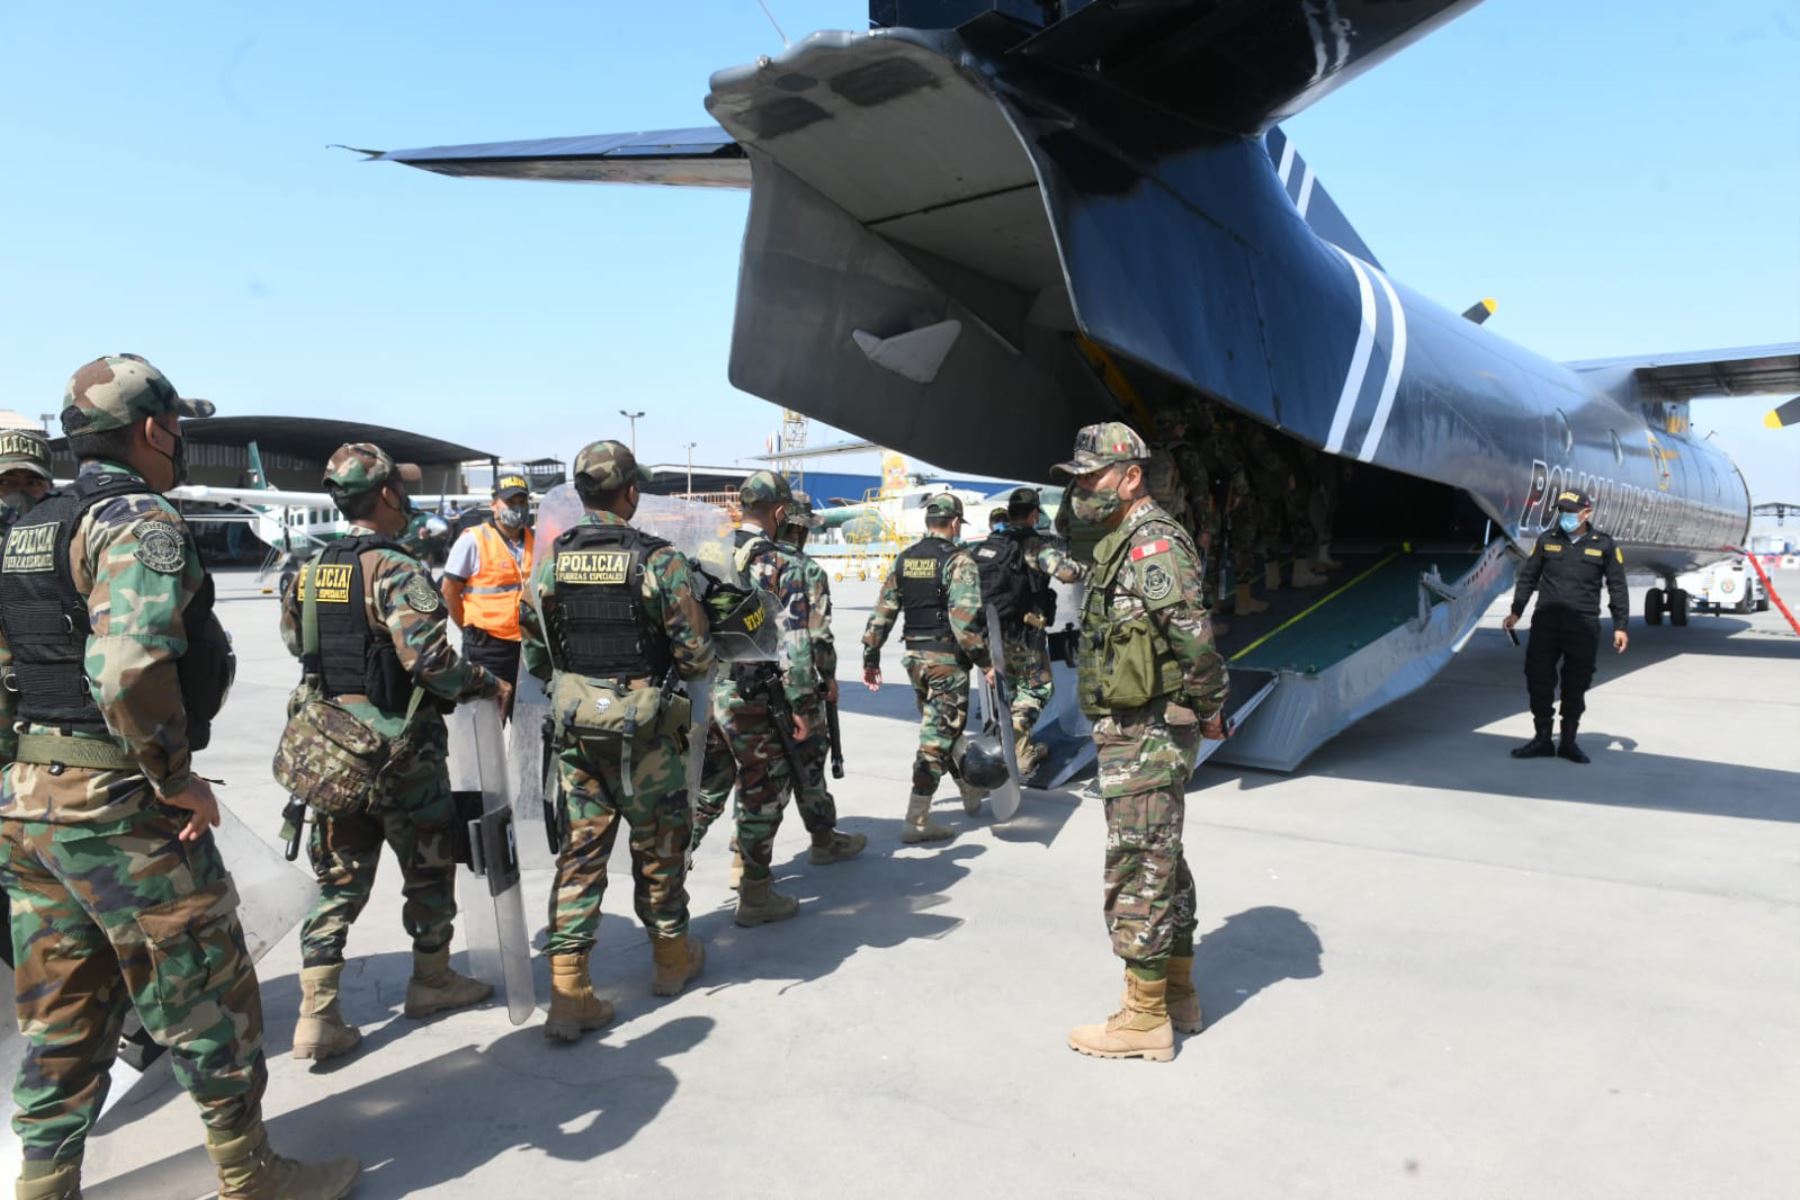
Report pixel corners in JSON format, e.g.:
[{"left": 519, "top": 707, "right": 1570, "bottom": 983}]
[{"left": 1130, "top": 539, "right": 1171, "bottom": 560}]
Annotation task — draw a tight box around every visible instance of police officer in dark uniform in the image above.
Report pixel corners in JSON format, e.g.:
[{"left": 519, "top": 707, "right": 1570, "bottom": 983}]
[{"left": 1503, "top": 489, "right": 1629, "bottom": 764}]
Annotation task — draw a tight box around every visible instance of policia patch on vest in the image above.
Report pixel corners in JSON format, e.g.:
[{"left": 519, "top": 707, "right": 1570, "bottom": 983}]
[
  {"left": 133, "top": 522, "right": 186, "bottom": 574},
  {"left": 556, "top": 549, "right": 632, "bottom": 586},
  {"left": 404, "top": 574, "right": 441, "bottom": 613}
]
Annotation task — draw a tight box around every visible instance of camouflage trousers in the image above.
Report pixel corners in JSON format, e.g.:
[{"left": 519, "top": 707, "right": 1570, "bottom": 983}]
[
  {"left": 693, "top": 696, "right": 834, "bottom": 853},
  {"left": 300, "top": 741, "right": 458, "bottom": 968},
  {"left": 546, "top": 729, "right": 691, "bottom": 955},
  {"left": 1227, "top": 499, "right": 1260, "bottom": 581},
  {"left": 1001, "top": 634, "right": 1053, "bottom": 773},
  {"left": 1093, "top": 698, "right": 1205, "bottom": 969},
  {"left": 903, "top": 650, "right": 972, "bottom": 796},
  {"left": 1282, "top": 480, "right": 1318, "bottom": 557},
  {"left": 0, "top": 807, "right": 267, "bottom": 1164},
  {"left": 713, "top": 678, "right": 808, "bottom": 883}
]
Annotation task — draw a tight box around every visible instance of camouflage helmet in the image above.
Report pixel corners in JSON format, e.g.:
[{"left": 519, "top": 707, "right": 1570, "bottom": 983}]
[
  {"left": 60, "top": 354, "right": 214, "bottom": 438},
  {"left": 924, "top": 492, "right": 964, "bottom": 521},
  {"left": 739, "top": 469, "right": 793, "bottom": 507},
  {"left": 323, "top": 443, "right": 422, "bottom": 496},
  {"left": 988, "top": 506, "right": 1009, "bottom": 528},
  {"left": 574, "top": 440, "right": 651, "bottom": 491},
  {"left": 1151, "top": 403, "right": 1187, "bottom": 433},
  {"left": 1144, "top": 447, "right": 1182, "bottom": 507},
  {"left": 779, "top": 490, "right": 822, "bottom": 531},
  {"left": 1051, "top": 420, "right": 1150, "bottom": 479},
  {"left": 0, "top": 428, "right": 51, "bottom": 479}
]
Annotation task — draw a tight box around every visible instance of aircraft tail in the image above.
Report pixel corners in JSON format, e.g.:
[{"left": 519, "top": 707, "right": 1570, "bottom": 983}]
[
  {"left": 247, "top": 441, "right": 270, "bottom": 490},
  {"left": 1262, "top": 127, "right": 1382, "bottom": 269},
  {"left": 879, "top": 451, "right": 909, "bottom": 496}
]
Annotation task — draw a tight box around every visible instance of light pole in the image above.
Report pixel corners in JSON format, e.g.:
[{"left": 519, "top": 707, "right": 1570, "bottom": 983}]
[
  {"left": 619, "top": 410, "right": 645, "bottom": 455},
  {"left": 683, "top": 442, "right": 698, "bottom": 496}
]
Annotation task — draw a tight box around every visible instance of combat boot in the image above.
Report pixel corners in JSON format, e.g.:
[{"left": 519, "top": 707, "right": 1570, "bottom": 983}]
[
  {"left": 650, "top": 934, "right": 705, "bottom": 997},
  {"left": 735, "top": 876, "right": 800, "bottom": 926},
  {"left": 207, "top": 1122, "right": 360, "bottom": 1200},
  {"left": 1234, "top": 583, "right": 1269, "bottom": 615},
  {"left": 1291, "top": 559, "right": 1329, "bottom": 588},
  {"left": 957, "top": 777, "right": 988, "bottom": 817},
  {"left": 809, "top": 830, "right": 868, "bottom": 865},
  {"left": 1315, "top": 542, "right": 1344, "bottom": 569},
  {"left": 292, "top": 963, "right": 361, "bottom": 1062},
  {"left": 1067, "top": 973, "right": 1175, "bottom": 1062},
  {"left": 1166, "top": 955, "right": 1204, "bottom": 1035},
  {"left": 727, "top": 845, "right": 744, "bottom": 891},
  {"left": 15, "top": 1159, "right": 81, "bottom": 1200},
  {"left": 903, "top": 792, "right": 955, "bottom": 843},
  {"left": 403, "top": 946, "right": 493, "bottom": 1019},
  {"left": 1558, "top": 722, "right": 1590, "bottom": 764},
  {"left": 544, "top": 951, "right": 615, "bottom": 1042},
  {"left": 1264, "top": 561, "right": 1284, "bottom": 592},
  {"left": 1511, "top": 722, "right": 1556, "bottom": 759}
]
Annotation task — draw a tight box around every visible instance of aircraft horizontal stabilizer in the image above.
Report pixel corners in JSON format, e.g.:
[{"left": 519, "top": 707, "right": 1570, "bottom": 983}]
[
  {"left": 1765, "top": 396, "right": 1800, "bottom": 430},
  {"left": 1566, "top": 342, "right": 1800, "bottom": 402},
  {"left": 1461, "top": 298, "right": 1497, "bottom": 325},
  {"left": 361, "top": 127, "right": 749, "bottom": 188}
]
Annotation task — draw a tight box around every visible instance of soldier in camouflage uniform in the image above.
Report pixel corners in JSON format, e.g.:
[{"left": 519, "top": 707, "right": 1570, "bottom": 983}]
[
  {"left": 0, "top": 428, "right": 52, "bottom": 529},
  {"left": 716, "top": 471, "right": 863, "bottom": 925},
  {"left": 518, "top": 440, "right": 720, "bottom": 1039},
  {"left": 0, "top": 356, "right": 358, "bottom": 1199},
  {"left": 996, "top": 487, "right": 1084, "bottom": 778},
  {"left": 279, "top": 443, "right": 504, "bottom": 1064},
  {"left": 1053, "top": 422, "right": 1229, "bottom": 1063},
  {"left": 861, "top": 493, "right": 993, "bottom": 839}
]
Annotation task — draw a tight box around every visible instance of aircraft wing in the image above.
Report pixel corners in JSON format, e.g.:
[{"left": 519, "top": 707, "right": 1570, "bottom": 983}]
[
  {"left": 1565, "top": 343, "right": 1800, "bottom": 401},
  {"left": 362, "top": 127, "right": 749, "bottom": 188}
]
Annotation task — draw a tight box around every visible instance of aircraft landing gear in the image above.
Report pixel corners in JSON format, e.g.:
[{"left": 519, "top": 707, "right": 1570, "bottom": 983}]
[{"left": 1646, "top": 578, "right": 1688, "bottom": 627}]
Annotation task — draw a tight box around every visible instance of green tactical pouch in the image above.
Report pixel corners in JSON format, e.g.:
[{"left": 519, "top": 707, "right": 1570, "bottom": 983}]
[
  {"left": 550, "top": 674, "right": 691, "bottom": 748},
  {"left": 1079, "top": 617, "right": 1185, "bottom": 718},
  {"left": 271, "top": 697, "right": 386, "bottom": 816}
]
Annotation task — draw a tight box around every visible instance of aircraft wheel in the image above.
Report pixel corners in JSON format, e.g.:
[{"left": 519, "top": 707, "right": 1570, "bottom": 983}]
[
  {"left": 1644, "top": 587, "right": 1664, "bottom": 626},
  {"left": 1757, "top": 593, "right": 1772, "bottom": 613},
  {"left": 1669, "top": 588, "right": 1689, "bottom": 626}
]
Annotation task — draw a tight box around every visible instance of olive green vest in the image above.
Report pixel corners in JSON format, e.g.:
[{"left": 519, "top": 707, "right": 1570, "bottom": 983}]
[{"left": 1076, "top": 514, "right": 1190, "bottom": 718}]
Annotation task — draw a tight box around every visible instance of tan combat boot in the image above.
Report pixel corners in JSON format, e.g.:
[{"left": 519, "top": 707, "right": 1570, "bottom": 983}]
[
  {"left": 1234, "top": 583, "right": 1270, "bottom": 615},
  {"left": 734, "top": 876, "right": 800, "bottom": 926},
  {"left": 1315, "top": 542, "right": 1344, "bottom": 569},
  {"left": 809, "top": 830, "right": 868, "bottom": 865},
  {"left": 904, "top": 791, "right": 956, "bottom": 843},
  {"left": 544, "top": 951, "right": 615, "bottom": 1042},
  {"left": 207, "top": 1122, "right": 361, "bottom": 1200},
  {"left": 15, "top": 1159, "right": 81, "bottom": 1200},
  {"left": 650, "top": 934, "right": 706, "bottom": 997},
  {"left": 726, "top": 845, "right": 744, "bottom": 891},
  {"left": 1263, "top": 561, "right": 1283, "bottom": 591},
  {"left": 1291, "top": 559, "right": 1329, "bottom": 588},
  {"left": 958, "top": 776, "right": 988, "bottom": 816},
  {"left": 1067, "top": 973, "right": 1176, "bottom": 1062},
  {"left": 1166, "top": 955, "right": 1204, "bottom": 1034},
  {"left": 403, "top": 946, "right": 493, "bottom": 1019},
  {"left": 293, "top": 963, "right": 361, "bottom": 1062}
]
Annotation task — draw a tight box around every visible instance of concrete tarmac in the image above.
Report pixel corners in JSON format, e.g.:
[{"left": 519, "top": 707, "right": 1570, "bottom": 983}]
[{"left": 75, "top": 568, "right": 1800, "bottom": 1199}]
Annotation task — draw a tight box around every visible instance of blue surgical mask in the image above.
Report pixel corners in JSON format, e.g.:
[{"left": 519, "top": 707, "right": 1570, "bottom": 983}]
[{"left": 1558, "top": 512, "right": 1581, "bottom": 534}]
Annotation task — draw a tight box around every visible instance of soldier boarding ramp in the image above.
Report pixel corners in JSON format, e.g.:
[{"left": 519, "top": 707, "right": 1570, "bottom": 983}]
[{"left": 1031, "top": 538, "right": 1516, "bottom": 780}]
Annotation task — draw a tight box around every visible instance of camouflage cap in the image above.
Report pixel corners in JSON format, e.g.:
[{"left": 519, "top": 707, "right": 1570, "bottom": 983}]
[
  {"left": 924, "top": 492, "right": 964, "bottom": 520},
  {"left": 1007, "top": 485, "right": 1040, "bottom": 512},
  {"left": 0, "top": 428, "right": 51, "bottom": 479},
  {"left": 1051, "top": 421, "right": 1150, "bottom": 479},
  {"left": 779, "top": 490, "right": 822, "bottom": 530},
  {"left": 739, "top": 469, "right": 793, "bottom": 507},
  {"left": 988, "top": 507, "right": 1010, "bottom": 527},
  {"left": 573, "top": 440, "right": 651, "bottom": 490},
  {"left": 323, "top": 443, "right": 422, "bottom": 496},
  {"left": 60, "top": 354, "right": 214, "bottom": 437}
]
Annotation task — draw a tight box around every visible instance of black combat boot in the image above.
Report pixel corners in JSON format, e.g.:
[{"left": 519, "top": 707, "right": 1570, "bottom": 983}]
[
  {"left": 1557, "top": 722, "right": 1590, "bottom": 764},
  {"left": 1511, "top": 721, "right": 1556, "bottom": 759}
]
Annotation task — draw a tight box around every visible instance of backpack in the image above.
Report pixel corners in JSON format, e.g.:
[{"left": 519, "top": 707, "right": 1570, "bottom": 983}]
[{"left": 971, "top": 532, "right": 1036, "bottom": 628}]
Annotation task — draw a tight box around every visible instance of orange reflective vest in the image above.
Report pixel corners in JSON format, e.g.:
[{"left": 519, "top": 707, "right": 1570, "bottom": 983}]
[{"left": 461, "top": 523, "right": 534, "bottom": 641}]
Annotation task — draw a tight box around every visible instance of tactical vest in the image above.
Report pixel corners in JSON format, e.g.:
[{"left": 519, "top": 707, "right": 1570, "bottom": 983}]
[
  {"left": 302, "top": 534, "right": 419, "bottom": 715},
  {"left": 896, "top": 536, "right": 957, "bottom": 651},
  {"left": 547, "top": 523, "right": 672, "bottom": 680},
  {"left": 0, "top": 470, "right": 232, "bottom": 751},
  {"left": 1076, "top": 515, "right": 1191, "bottom": 718}
]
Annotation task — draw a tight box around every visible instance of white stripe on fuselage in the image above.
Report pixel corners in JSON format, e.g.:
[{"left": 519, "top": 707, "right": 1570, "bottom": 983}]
[
  {"left": 1326, "top": 246, "right": 1379, "bottom": 455},
  {"left": 1296, "top": 164, "right": 1317, "bottom": 216},
  {"left": 1277, "top": 136, "right": 1297, "bottom": 186},
  {"left": 1357, "top": 266, "right": 1409, "bottom": 463}
]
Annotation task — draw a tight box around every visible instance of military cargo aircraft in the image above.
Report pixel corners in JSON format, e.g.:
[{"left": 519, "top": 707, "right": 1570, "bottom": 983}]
[{"left": 360, "top": 0, "right": 1799, "bottom": 770}]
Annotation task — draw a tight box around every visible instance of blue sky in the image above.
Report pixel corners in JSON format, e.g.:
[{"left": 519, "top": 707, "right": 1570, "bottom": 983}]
[{"left": 0, "top": 1, "right": 1794, "bottom": 501}]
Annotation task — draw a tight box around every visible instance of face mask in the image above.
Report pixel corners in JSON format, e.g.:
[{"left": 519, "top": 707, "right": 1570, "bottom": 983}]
[
  {"left": 1, "top": 491, "right": 28, "bottom": 514},
  {"left": 1558, "top": 512, "right": 1581, "bottom": 534},
  {"left": 145, "top": 419, "right": 188, "bottom": 487},
  {"left": 496, "top": 506, "right": 530, "bottom": 531},
  {"left": 1068, "top": 480, "right": 1125, "bottom": 526}
]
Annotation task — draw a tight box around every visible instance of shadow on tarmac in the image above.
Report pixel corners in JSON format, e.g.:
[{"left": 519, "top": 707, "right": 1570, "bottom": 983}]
[{"left": 1193, "top": 906, "right": 1324, "bottom": 1028}]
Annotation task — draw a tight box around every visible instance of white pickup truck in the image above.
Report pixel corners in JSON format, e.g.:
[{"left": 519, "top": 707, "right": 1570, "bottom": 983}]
[{"left": 1674, "top": 557, "right": 1769, "bottom": 617}]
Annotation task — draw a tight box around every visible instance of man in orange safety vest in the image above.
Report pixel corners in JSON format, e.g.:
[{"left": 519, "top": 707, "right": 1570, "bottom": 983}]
[{"left": 442, "top": 472, "right": 534, "bottom": 709}]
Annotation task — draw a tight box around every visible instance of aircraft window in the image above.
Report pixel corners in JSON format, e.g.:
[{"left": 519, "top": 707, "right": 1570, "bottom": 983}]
[
  {"left": 1610, "top": 430, "right": 1624, "bottom": 465},
  {"left": 1555, "top": 410, "right": 1573, "bottom": 454}
]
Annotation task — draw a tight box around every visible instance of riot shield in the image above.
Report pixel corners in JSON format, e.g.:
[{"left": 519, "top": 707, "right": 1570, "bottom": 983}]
[
  {"left": 0, "top": 802, "right": 320, "bottom": 1176},
  {"left": 505, "top": 664, "right": 557, "bottom": 873},
  {"left": 448, "top": 697, "right": 535, "bottom": 1025},
  {"left": 982, "top": 605, "right": 1026, "bottom": 821}
]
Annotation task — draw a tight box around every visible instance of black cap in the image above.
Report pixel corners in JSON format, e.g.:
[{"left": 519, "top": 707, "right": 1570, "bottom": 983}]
[
  {"left": 1007, "top": 486, "right": 1040, "bottom": 511},
  {"left": 495, "top": 473, "right": 530, "bottom": 501},
  {"left": 1554, "top": 488, "right": 1591, "bottom": 513}
]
